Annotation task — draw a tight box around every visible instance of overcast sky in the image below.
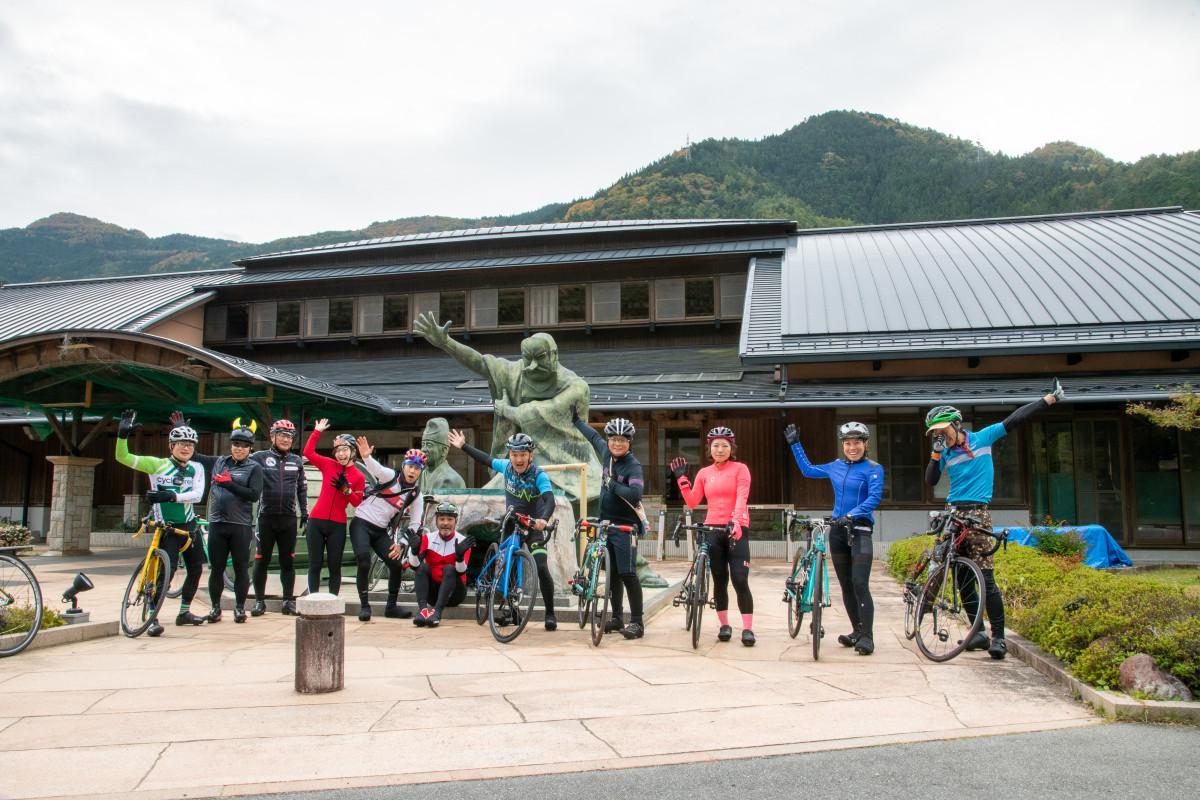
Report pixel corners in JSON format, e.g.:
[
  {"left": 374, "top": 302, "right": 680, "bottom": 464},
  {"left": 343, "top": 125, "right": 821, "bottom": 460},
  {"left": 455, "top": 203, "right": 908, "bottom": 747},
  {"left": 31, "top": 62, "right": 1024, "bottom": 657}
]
[{"left": 2, "top": 1, "right": 1198, "bottom": 243}]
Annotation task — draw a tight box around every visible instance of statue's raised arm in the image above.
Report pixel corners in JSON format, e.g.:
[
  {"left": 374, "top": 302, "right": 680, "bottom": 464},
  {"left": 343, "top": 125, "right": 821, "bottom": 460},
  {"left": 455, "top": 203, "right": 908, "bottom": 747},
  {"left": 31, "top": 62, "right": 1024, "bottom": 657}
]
[{"left": 414, "top": 312, "right": 487, "bottom": 375}]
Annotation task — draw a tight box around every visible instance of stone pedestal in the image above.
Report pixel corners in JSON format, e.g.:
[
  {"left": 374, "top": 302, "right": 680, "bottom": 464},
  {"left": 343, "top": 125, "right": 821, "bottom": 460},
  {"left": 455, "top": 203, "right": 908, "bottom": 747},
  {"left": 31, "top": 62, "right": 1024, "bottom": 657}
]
[
  {"left": 295, "top": 593, "right": 345, "bottom": 694},
  {"left": 123, "top": 494, "right": 143, "bottom": 527},
  {"left": 45, "top": 456, "right": 103, "bottom": 556}
]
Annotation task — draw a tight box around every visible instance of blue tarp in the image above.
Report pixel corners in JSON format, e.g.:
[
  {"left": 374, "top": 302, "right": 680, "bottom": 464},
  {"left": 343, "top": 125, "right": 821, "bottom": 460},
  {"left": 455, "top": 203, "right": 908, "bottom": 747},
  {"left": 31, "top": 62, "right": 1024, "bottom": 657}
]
[{"left": 1002, "top": 525, "right": 1133, "bottom": 569}]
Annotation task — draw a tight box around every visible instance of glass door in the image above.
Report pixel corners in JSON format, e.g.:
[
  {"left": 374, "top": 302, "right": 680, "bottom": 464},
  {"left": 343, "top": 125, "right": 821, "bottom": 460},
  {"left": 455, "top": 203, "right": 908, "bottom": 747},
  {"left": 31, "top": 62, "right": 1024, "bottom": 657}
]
[
  {"left": 1132, "top": 420, "right": 1184, "bottom": 546},
  {"left": 1074, "top": 420, "right": 1125, "bottom": 543}
]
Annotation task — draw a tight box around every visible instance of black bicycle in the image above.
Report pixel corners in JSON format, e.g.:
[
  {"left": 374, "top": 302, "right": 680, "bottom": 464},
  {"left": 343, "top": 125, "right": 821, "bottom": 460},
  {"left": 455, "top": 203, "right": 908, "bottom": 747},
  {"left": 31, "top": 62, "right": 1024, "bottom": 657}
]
[
  {"left": 912, "top": 512, "right": 1007, "bottom": 662},
  {"left": 670, "top": 519, "right": 724, "bottom": 649}
]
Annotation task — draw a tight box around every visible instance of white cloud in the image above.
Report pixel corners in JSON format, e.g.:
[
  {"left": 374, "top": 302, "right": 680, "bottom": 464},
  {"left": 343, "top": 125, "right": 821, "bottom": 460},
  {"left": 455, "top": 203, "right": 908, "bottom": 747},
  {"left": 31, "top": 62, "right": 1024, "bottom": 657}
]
[{"left": 1, "top": 0, "right": 1197, "bottom": 242}]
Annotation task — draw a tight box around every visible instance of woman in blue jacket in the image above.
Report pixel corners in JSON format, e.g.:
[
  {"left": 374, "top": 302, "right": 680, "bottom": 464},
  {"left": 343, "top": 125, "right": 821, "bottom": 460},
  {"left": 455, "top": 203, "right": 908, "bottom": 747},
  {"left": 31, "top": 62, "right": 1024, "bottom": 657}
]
[{"left": 784, "top": 421, "right": 883, "bottom": 655}]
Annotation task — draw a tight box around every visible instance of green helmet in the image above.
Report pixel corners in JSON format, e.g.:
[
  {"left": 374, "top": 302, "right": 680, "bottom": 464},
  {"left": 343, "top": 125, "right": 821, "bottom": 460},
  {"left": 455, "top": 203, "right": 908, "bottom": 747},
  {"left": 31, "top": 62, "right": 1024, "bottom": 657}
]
[{"left": 925, "top": 405, "right": 962, "bottom": 429}]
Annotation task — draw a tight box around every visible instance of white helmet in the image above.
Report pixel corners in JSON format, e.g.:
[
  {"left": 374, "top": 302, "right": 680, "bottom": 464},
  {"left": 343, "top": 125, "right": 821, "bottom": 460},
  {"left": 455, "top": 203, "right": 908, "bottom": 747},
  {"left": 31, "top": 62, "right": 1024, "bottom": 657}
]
[
  {"left": 169, "top": 425, "right": 198, "bottom": 445},
  {"left": 838, "top": 421, "right": 869, "bottom": 441},
  {"left": 604, "top": 418, "right": 636, "bottom": 439}
]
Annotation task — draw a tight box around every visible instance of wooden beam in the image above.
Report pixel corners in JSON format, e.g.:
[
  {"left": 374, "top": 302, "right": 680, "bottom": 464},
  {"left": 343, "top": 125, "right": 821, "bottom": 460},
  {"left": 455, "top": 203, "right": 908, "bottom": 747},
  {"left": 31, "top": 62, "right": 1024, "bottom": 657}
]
[
  {"left": 41, "top": 409, "right": 75, "bottom": 455},
  {"left": 76, "top": 410, "right": 115, "bottom": 453}
]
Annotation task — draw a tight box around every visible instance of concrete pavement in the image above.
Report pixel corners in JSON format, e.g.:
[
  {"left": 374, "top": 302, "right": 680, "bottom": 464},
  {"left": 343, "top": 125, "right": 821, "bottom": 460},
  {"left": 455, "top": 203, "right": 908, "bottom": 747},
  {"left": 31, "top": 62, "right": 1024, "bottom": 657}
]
[{"left": 0, "top": 549, "right": 1099, "bottom": 800}]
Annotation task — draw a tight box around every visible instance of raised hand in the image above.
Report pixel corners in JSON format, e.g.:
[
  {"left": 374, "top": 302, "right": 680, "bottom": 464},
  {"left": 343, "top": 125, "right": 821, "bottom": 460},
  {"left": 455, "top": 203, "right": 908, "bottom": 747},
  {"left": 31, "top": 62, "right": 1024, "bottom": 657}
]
[
  {"left": 455, "top": 535, "right": 476, "bottom": 559},
  {"left": 670, "top": 457, "right": 688, "bottom": 480},
  {"left": 355, "top": 436, "right": 372, "bottom": 459},
  {"left": 313, "top": 418, "right": 330, "bottom": 433},
  {"left": 405, "top": 527, "right": 424, "bottom": 553},
  {"left": 117, "top": 409, "right": 141, "bottom": 439},
  {"left": 448, "top": 429, "right": 466, "bottom": 449},
  {"left": 413, "top": 312, "right": 451, "bottom": 347},
  {"left": 783, "top": 423, "right": 800, "bottom": 447},
  {"left": 1049, "top": 378, "right": 1066, "bottom": 403}
]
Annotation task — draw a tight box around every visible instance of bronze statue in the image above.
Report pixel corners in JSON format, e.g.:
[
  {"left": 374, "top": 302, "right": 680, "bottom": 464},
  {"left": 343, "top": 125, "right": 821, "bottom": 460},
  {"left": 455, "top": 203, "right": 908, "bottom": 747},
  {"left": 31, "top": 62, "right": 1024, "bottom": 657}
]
[{"left": 418, "top": 418, "right": 466, "bottom": 493}]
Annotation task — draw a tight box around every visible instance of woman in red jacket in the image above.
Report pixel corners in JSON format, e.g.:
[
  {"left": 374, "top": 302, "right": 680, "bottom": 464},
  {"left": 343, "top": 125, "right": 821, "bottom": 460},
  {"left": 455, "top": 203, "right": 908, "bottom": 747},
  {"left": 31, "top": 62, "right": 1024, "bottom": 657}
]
[
  {"left": 302, "top": 418, "right": 365, "bottom": 596},
  {"left": 670, "top": 426, "right": 755, "bottom": 646}
]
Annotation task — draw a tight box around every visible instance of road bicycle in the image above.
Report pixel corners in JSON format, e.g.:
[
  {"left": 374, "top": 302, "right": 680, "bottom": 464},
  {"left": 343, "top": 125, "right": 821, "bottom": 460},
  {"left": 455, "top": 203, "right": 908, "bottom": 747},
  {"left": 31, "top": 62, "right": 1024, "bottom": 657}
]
[
  {"left": 910, "top": 511, "right": 1007, "bottom": 662},
  {"left": 670, "top": 519, "right": 724, "bottom": 649},
  {"left": 0, "top": 544, "right": 43, "bottom": 657},
  {"left": 165, "top": 519, "right": 255, "bottom": 598},
  {"left": 570, "top": 518, "right": 636, "bottom": 646},
  {"left": 474, "top": 510, "right": 557, "bottom": 644},
  {"left": 782, "top": 512, "right": 832, "bottom": 660},
  {"left": 368, "top": 513, "right": 416, "bottom": 594},
  {"left": 121, "top": 514, "right": 192, "bottom": 637}
]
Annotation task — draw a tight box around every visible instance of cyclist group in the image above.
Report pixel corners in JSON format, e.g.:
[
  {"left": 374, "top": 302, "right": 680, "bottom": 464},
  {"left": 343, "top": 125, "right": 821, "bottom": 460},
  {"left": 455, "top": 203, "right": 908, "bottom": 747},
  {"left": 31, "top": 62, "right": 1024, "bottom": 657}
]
[{"left": 112, "top": 377, "right": 1066, "bottom": 654}]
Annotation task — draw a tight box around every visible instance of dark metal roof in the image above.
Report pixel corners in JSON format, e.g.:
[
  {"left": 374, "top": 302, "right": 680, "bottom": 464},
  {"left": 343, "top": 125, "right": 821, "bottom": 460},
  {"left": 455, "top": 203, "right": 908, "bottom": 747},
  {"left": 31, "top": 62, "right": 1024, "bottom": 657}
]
[
  {"left": 207, "top": 238, "right": 788, "bottom": 288},
  {"left": 0, "top": 269, "right": 240, "bottom": 343},
  {"left": 236, "top": 219, "right": 795, "bottom": 265},
  {"left": 742, "top": 207, "right": 1200, "bottom": 363}
]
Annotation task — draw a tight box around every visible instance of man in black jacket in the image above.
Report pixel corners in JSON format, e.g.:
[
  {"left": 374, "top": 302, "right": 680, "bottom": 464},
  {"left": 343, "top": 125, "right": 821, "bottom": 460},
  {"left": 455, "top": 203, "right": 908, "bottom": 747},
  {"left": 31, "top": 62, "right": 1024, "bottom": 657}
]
[{"left": 248, "top": 419, "right": 309, "bottom": 616}]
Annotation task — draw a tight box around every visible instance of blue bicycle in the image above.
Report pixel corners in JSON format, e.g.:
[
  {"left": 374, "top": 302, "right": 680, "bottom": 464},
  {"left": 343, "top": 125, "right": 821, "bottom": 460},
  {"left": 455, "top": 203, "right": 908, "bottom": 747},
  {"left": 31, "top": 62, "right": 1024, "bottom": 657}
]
[
  {"left": 783, "top": 512, "right": 832, "bottom": 660},
  {"left": 474, "top": 510, "right": 557, "bottom": 644}
]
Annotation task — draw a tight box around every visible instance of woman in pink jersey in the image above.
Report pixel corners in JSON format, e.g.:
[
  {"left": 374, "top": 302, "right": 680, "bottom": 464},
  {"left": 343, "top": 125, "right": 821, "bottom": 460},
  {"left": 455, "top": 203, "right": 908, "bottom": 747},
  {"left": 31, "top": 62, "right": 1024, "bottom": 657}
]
[
  {"left": 670, "top": 426, "right": 755, "bottom": 646},
  {"left": 302, "top": 418, "right": 365, "bottom": 596}
]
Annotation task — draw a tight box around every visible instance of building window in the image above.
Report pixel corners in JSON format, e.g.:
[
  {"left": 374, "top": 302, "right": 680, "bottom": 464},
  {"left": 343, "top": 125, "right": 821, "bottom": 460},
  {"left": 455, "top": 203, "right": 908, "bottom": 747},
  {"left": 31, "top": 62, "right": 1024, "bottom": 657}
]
[
  {"left": 226, "top": 304, "right": 250, "bottom": 340},
  {"left": 305, "top": 298, "right": 328, "bottom": 338},
  {"left": 277, "top": 301, "right": 300, "bottom": 338},
  {"left": 204, "top": 306, "right": 227, "bottom": 341},
  {"left": 686, "top": 278, "right": 715, "bottom": 317},
  {"left": 592, "top": 282, "right": 620, "bottom": 323},
  {"left": 383, "top": 295, "right": 409, "bottom": 331},
  {"left": 413, "top": 293, "right": 439, "bottom": 323},
  {"left": 471, "top": 289, "right": 498, "bottom": 328},
  {"left": 621, "top": 282, "right": 649, "bottom": 321},
  {"left": 655, "top": 279, "right": 685, "bottom": 320},
  {"left": 530, "top": 286, "right": 557, "bottom": 326},
  {"left": 498, "top": 288, "right": 525, "bottom": 326},
  {"left": 720, "top": 274, "right": 746, "bottom": 318},
  {"left": 876, "top": 422, "right": 923, "bottom": 503},
  {"left": 252, "top": 302, "right": 277, "bottom": 340},
  {"left": 358, "top": 296, "right": 384, "bottom": 335},
  {"left": 559, "top": 285, "right": 586, "bottom": 323},
  {"left": 440, "top": 292, "right": 465, "bottom": 328},
  {"left": 329, "top": 298, "right": 354, "bottom": 335}
]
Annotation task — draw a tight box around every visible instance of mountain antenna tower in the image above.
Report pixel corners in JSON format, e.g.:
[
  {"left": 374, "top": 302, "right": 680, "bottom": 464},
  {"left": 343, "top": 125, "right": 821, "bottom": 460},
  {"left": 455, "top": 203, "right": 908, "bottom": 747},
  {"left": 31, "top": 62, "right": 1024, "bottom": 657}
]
[{"left": 685, "top": 135, "right": 691, "bottom": 161}]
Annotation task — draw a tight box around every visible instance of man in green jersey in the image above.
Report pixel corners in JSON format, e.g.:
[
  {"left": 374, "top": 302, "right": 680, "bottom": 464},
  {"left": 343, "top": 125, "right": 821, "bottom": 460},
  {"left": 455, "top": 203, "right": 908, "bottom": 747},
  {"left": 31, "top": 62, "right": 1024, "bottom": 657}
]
[{"left": 114, "top": 409, "right": 207, "bottom": 636}]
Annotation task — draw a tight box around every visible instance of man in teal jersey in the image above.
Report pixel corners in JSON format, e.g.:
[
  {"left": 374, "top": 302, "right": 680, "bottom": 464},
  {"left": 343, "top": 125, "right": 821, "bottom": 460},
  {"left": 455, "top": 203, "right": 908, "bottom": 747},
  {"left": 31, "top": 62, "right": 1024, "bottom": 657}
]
[{"left": 114, "top": 409, "right": 207, "bottom": 636}]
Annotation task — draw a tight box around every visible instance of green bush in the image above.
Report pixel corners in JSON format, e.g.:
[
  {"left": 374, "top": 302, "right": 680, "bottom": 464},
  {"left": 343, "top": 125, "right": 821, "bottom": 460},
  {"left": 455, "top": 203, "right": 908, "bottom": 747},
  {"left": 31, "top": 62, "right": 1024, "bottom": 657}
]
[
  {"left": 1, "top": 604, "right": 67, "bottom": 634},
  {"left": 1025, "top": 515, "right": 1089, "bottom": 559},
  {"left": 887, "top": 536, "right": 1200, "bottom": 694},
  {"left": 0, "top": 523, "right": 33, "bottom": 548}
]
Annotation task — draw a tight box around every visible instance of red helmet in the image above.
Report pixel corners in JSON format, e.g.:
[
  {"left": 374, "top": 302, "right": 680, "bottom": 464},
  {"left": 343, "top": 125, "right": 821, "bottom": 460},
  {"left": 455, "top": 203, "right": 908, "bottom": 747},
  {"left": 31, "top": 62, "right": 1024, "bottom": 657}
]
[
  {"left": 403, "top": 449, "right": 428, "bottom": 469},
  {"left": 270, "top": 419, "right": 296, "bottom": 435}
]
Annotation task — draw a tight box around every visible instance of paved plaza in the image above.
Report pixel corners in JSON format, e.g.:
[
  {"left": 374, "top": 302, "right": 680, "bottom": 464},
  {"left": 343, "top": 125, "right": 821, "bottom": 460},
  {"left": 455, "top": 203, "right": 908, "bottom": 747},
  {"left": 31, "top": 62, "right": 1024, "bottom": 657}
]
[{"left": 0, "top": 550, "right": 1099, "bottom": 800}]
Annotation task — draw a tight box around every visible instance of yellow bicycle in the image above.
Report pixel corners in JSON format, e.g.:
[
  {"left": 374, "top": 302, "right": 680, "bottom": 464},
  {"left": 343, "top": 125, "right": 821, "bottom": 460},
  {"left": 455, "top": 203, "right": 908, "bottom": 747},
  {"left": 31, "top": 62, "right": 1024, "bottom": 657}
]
[{"left": 120, "top": 514, "right": 191, "bottom": 637}]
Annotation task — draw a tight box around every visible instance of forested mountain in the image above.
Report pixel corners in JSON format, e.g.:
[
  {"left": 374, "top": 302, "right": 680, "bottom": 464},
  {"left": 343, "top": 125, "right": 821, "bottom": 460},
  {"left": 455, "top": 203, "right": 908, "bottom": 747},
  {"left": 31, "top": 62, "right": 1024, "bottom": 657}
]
[{"left": 2, "top": 111, "right": 1197, "bottom": 283}]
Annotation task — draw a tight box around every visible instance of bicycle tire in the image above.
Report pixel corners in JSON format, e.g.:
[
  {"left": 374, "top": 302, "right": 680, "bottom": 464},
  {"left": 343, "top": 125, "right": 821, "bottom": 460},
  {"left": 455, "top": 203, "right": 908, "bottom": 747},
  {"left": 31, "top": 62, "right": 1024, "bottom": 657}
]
[
  {"left": 903, "top": 585, "right": 918, "bottom": 641},
  {"left": 577, "top": 544, "right": 595, "bottom": 629},
  {"left": 691, "top": 552, "right": 708, "bottom": 650},
  {"left": 915, "top": 558, "right": 985, "bottom": 662},
  {"left": 0, "top": 554, "right": 43, "bottom": 657},
  {"left": 787, "top": 547, "right": 806, "bottom": 639},
  {"left": 811, "top": 554, "right": 824, "bottom": 661},
  {"left": 121, "top": 549, "right": 170, "bottom": 638},
  {"left": 367, "top": 554, "right": 388, "bottom": 592},
  {"left": 475, "top": 543, "right": 498, "bottom": 625},
  {"left": 590, "top": 547, "right": 611, "bottom": 647},
  {"left": 488, "top": 548, "right": 537, "bottom": 644},
  {"left": 682, "top": 563, "right": 697, "bottom": 632},
  {"left": 165, "top": 563, "right": 183, "bottom": 599}
]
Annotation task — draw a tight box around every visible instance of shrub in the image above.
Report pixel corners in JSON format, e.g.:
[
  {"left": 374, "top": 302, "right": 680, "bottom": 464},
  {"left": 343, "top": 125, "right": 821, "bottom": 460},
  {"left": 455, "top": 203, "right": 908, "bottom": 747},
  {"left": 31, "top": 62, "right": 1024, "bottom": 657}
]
[
  {"left": 1025, "top": 515, "right": 1089, "bottom": 559},
  {"left": 887, "top": 534, "right": 1200, "bottom": 694},
  {"left": 0, "top": 524, "right": 33, "bottom": 548},
  {"left": 1, "top": 604, "right": 67, "bottom": 634}
]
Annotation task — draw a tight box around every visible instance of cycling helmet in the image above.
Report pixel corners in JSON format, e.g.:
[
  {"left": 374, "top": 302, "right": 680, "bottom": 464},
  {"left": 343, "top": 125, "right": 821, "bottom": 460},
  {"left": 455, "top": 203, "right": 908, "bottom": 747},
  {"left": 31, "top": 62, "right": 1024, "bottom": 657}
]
[
  {"left": 925, "top": 405, "right": 962, "bottom": 432},
  {"left": 434, "top": 501, "right": 459, "bottom": 518},
  {"left": 169, "top": 425, "right": 198, "bottom": 445},
  {"left": 707, "top": 426, "right": 735, "bottom": 444},
  {"left": 230, "top": 417, "right": 256, "bottom": 445},
  {"left": 838, "top": 421, "right": 870, "bottom": 441},
  {"left": 506, "top": 432, "right": 535, "bottom": 452},
  {"left": 604, "top": 418, "right": 636, "bottom": 439},
  {"left": 402, "top": 448, "right": 428, "bottom": 469},
  {"left": 270, "top": 419, "right": 296, "bottom": 436},
  {"left": 332, "top": 433, "right": 357, "bottom": 450}
]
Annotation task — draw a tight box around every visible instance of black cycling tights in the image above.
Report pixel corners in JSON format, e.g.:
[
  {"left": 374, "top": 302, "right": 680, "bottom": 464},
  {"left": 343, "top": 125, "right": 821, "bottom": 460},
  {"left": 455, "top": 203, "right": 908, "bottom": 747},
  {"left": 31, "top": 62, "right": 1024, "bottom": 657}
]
[
  {"left": 208, "top": 522, "right": 252, "bottom": 610},
  {"left": 414, "top": 562, "right": 467, "bottom": 612},
  {"left": 829, "top": 523, "right": 875, "bottom": 638},
  {"left": 706, "top": 527, "right": 753, "bottom": 615},
  {"left": 956, "top": 566, "right": 1006, "bottom": 637},
  {"left": 530, "top": 550, "right": 556, "bottom": 615},
  {"left": 254, "top": 514, "right": 298, "bottom": 602},
  {"left": 306, "top": 518, "right": 347, "bottom": 596},
  {"left": 161, "top": 524, "right": 204, "bottom": 607},
  {"left": 609, "top": 573, "right": 644, "bottom": 624},
  {"left": 349, "top": 517, "right": 404, "bottom": 604}
]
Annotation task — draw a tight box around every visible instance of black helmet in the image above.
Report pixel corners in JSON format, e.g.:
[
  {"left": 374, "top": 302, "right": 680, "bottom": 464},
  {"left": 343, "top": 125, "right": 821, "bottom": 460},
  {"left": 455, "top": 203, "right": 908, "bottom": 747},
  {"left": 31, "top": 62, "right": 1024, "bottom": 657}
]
[
  {"left": 838, "top": 421, "right": 869, "bottom": 440},
  {"left": 604, "top": 418, "right": 636, "bottom": 439},
  {"left": 332, "top": 433, "right": 356, "bottom": 450},
  {"left": 230, "top": 417, "right": 256, "bottom": 445},
  {"left": 434, "top": 501, "right": 459, "bottom": 518},
  {"left": 506, "top": 433, "right": 534, "bottom": 452}
]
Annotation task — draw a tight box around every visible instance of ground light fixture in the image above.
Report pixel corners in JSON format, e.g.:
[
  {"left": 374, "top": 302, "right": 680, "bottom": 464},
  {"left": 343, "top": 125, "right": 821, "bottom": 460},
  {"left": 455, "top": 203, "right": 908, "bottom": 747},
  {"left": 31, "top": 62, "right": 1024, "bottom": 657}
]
[{"left": 61, "top": 572, "right": 94, "bottom": 623}]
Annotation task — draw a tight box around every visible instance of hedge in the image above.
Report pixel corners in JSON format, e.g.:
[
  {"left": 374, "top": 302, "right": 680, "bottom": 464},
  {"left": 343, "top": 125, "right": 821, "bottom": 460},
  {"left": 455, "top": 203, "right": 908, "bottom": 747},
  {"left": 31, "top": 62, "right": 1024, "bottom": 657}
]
[{"left": 888, "top": 536, "right": 1200, "bottom": 693}]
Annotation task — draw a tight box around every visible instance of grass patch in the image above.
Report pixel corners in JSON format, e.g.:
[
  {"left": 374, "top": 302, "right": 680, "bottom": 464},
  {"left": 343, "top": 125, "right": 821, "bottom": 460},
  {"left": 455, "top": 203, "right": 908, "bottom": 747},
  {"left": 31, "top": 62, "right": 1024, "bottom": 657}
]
[{"left": 1132, "top": 568, "right": 1200, "bottom": 599}]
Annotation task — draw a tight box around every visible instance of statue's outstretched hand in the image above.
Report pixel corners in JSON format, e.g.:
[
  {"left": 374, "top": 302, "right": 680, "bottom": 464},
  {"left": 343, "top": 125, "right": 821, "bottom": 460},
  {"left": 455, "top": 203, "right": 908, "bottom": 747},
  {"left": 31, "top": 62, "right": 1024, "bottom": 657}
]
[{"left": 414, "top": 312, "right": 451, "bottom": 347}]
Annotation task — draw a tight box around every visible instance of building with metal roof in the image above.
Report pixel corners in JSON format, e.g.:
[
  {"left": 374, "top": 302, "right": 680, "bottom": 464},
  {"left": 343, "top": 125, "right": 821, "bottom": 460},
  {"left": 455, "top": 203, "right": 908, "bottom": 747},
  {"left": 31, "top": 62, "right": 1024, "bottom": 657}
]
[{"left": 3, "top": 209, "right": 1200, "bottom": 552}]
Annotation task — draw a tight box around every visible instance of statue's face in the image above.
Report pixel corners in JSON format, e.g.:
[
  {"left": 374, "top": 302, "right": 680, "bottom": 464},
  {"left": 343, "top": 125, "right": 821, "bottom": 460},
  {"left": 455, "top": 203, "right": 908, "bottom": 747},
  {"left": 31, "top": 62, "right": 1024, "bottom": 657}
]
[
  {"left": 422, "top": 436, "right": 448, "bottom": 464},
  {"left": 520, "top": 338, "right": 557, "bottom": 386}
]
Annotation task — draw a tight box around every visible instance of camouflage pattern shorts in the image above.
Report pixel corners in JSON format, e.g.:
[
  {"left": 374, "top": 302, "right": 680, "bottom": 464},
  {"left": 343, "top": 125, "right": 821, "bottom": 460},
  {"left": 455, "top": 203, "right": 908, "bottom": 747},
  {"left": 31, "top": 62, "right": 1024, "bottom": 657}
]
[{"left": 945, "top": 503, "right": 994, "bottom": 569}]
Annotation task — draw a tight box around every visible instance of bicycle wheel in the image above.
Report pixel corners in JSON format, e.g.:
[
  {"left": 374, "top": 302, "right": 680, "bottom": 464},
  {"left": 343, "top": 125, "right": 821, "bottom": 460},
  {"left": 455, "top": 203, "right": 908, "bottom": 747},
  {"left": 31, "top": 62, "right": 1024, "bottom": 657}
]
[
  {"left": 589, "top": 547, "right": 611, "bottom": 647},
  {"left": 787, "top": 547, "right": 806, "bottom": 639},
  {"left": 0, "top": 554, "right": 43, "bottom": 657},
  {"left": 682, "top": 564, "right": 697, "bottom": 632},
  {"left": 488, "top": 549, "right": 537, "bottom": 644},
  {"left": 811, "top": 554, "right": 824, "bottom": 661},
  {"left": 577, "top": 545, "right": 595, "bottom": 629},
  {"left": 165, "top": 561, "right": 183, "bottom": 599},
  {"left": 915, "top": 558, "right": 985, "bottom": 662},
  {"left": 367, "top": 554, "right": 388, "bottom": 592},
  {"left": 121, "top": 549, "right": 170, "bottom": 638},
  {"left": 691, "top": 552, "right": 708, "bottom": 650},
  {"left": 475, "top": 543, "right": 498, "bottom": 625}
]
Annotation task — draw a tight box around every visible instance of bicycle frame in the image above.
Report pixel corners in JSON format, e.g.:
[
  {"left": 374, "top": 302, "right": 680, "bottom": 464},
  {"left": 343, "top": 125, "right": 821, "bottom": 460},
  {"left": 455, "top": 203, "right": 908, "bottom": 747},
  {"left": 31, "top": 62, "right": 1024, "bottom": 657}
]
[
  {"left": 784, "top": 514, "right": 831, "bottom": 614},
  {"left": 571, "top": 520, "right": 611, "bottom": 604}
]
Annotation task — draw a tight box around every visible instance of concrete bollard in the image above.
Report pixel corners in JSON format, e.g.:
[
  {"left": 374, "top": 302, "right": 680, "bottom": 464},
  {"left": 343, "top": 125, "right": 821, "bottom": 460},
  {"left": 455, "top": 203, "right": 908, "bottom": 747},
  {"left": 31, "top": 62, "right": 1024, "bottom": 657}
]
[{"left": 295, "top": 593, "right": 345, "bottom": 694}]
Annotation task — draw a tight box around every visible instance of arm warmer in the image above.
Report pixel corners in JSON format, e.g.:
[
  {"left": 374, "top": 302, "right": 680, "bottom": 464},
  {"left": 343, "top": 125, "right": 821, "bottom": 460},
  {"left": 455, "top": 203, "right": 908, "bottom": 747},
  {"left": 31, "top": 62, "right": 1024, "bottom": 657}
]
[
  {"left": 1003, "top": 397, "right": 1050, "bottom": 432},
  {"left": 461, "top": 443, "right": 493, "bottom": 468}
]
